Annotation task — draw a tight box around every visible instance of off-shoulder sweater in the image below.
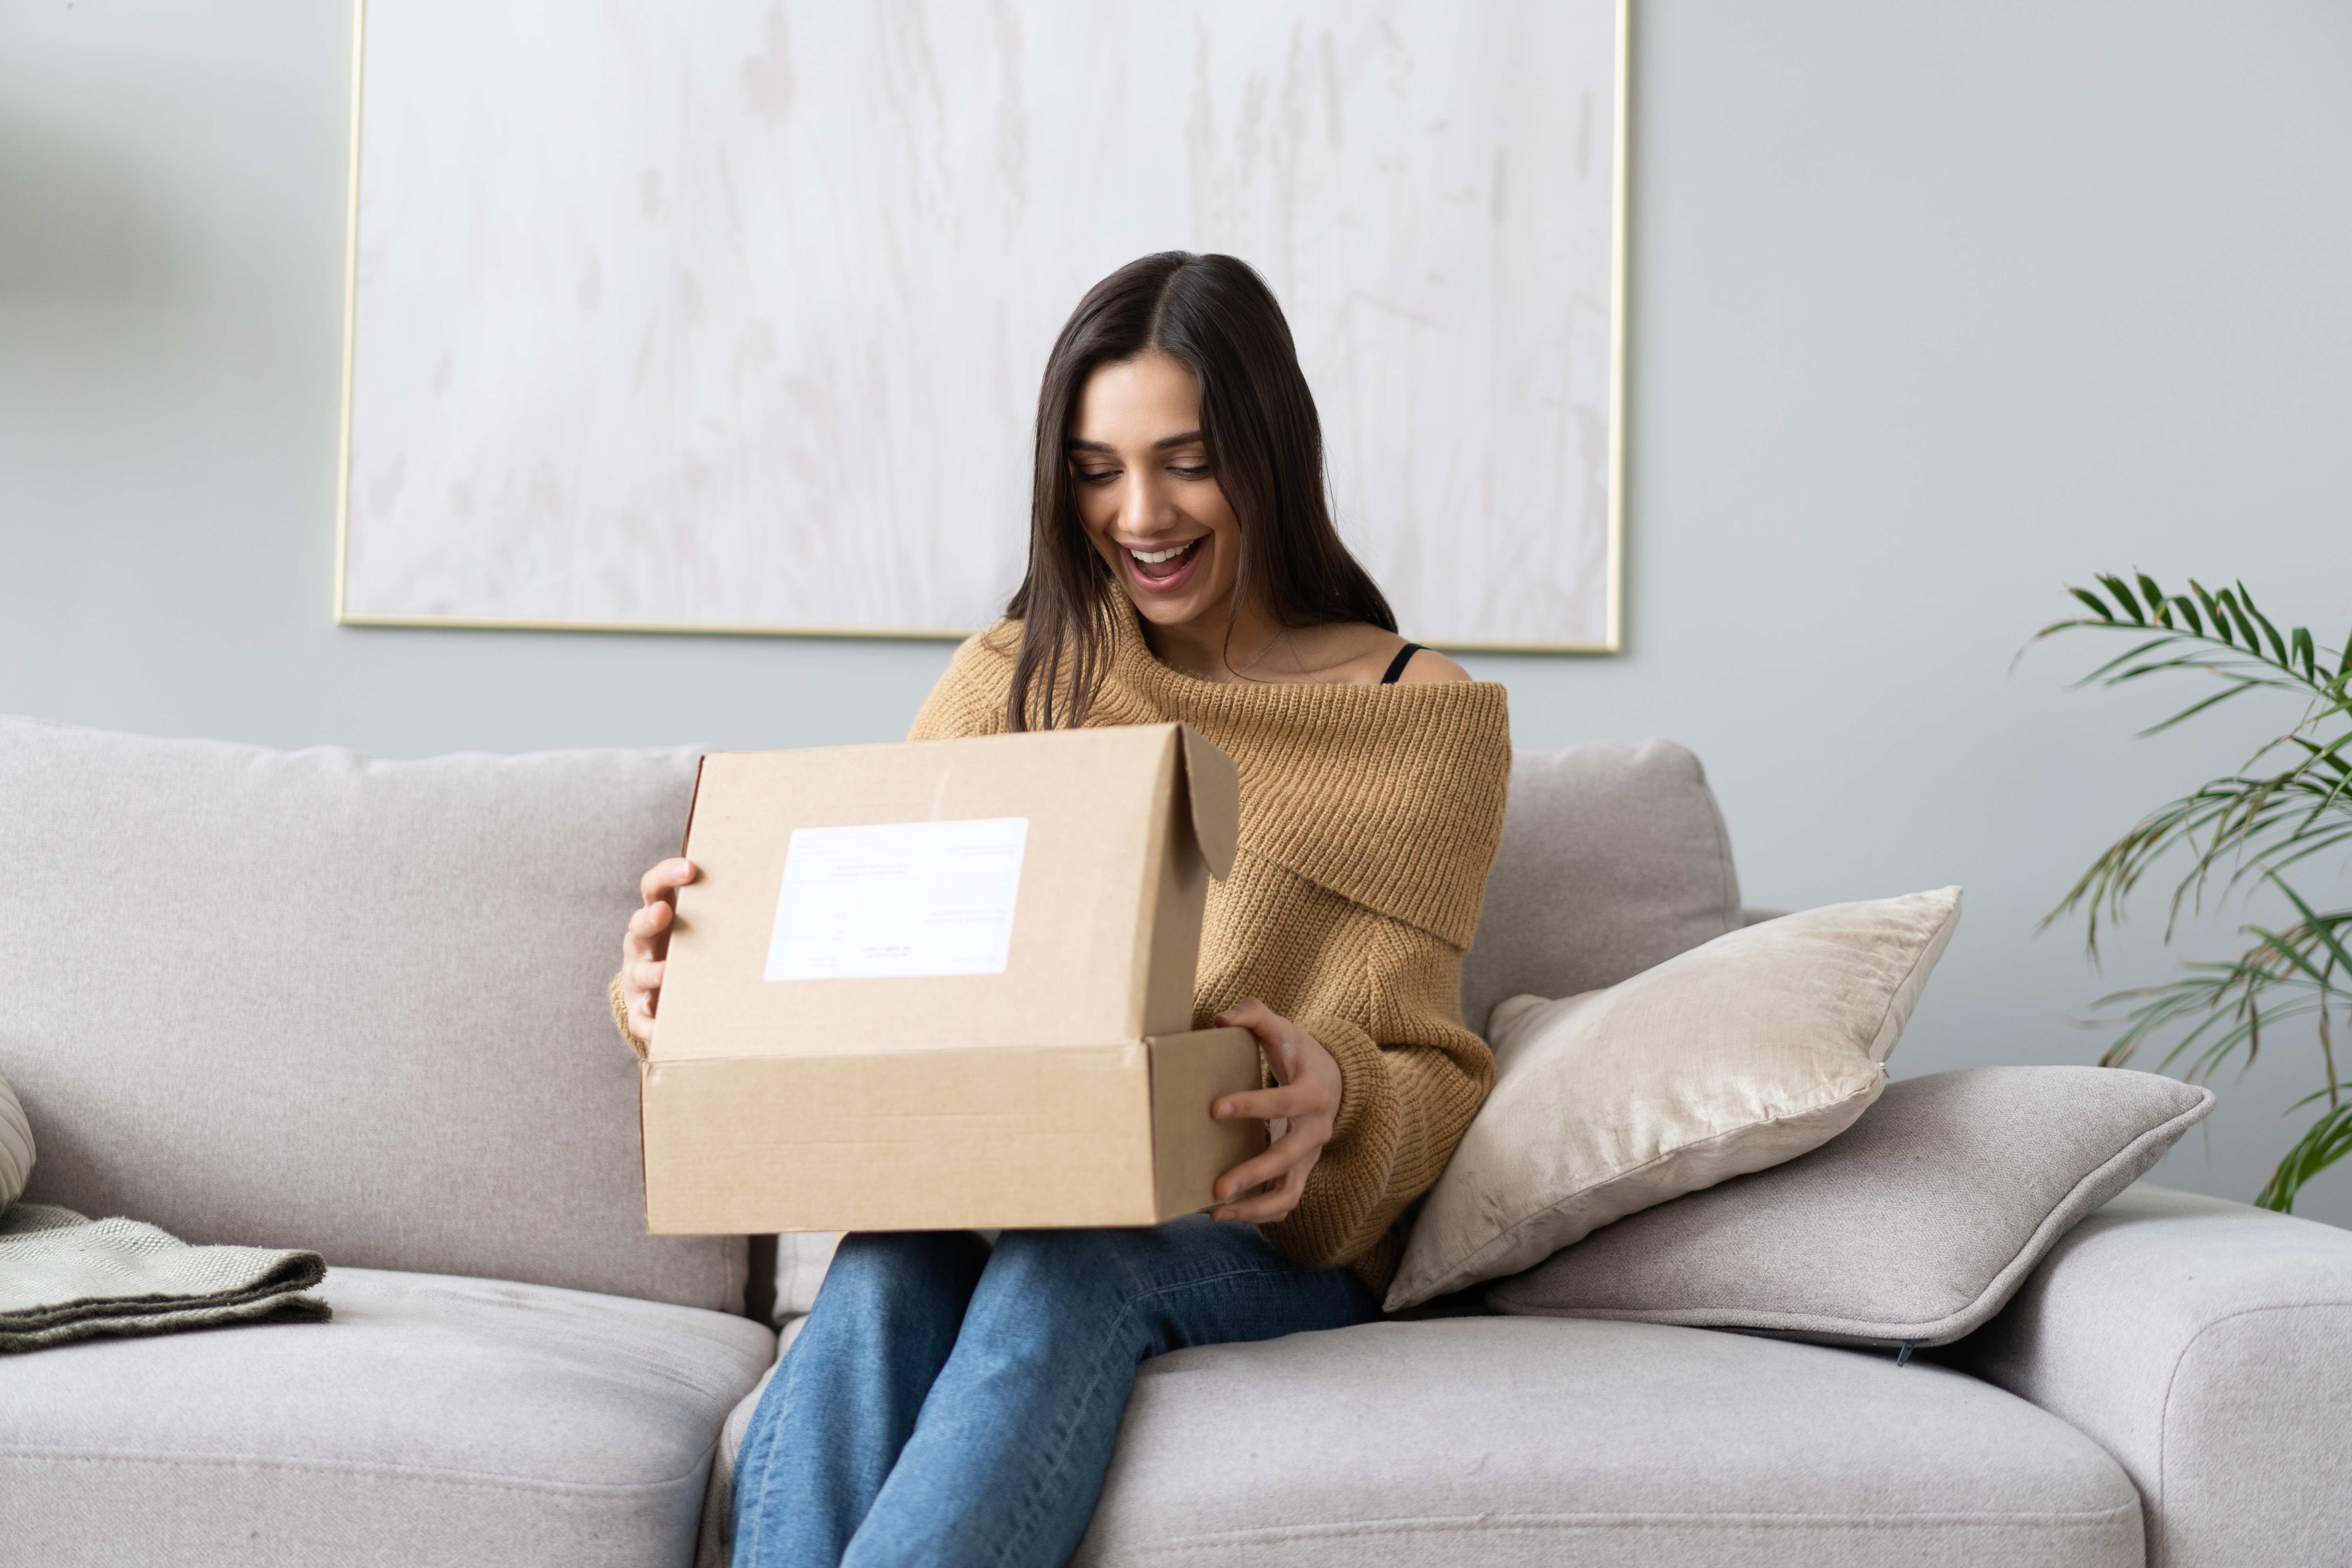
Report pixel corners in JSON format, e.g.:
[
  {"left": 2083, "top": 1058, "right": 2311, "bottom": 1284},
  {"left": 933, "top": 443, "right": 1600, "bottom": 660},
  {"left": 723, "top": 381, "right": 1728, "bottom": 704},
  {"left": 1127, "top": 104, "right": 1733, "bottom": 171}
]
[
  {"left": 612, "top": 601, "right": 1512, "bottom": 1295},
  {"left": 906, "top": 604, "right": 1511, "bottom": 1294}
]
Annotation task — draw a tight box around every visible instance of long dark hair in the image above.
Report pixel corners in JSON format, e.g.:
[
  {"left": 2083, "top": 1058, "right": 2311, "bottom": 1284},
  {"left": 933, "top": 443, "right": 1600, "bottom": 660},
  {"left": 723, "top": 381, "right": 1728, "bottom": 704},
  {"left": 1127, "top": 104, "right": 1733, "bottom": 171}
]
[{"left": 1003, "top": 252, "right": 1394, "bottom": 730}]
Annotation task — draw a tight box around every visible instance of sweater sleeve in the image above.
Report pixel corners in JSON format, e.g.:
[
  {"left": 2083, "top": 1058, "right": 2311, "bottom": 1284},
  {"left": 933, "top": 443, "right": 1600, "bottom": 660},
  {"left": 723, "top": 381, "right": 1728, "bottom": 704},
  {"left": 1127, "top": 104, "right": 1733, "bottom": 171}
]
[
  {"left": 609, "top": 971, "right": 648, "bottom": 1061},
  {"left": 1261, "top": 916, "right": 1495, "bottom": 1276}
]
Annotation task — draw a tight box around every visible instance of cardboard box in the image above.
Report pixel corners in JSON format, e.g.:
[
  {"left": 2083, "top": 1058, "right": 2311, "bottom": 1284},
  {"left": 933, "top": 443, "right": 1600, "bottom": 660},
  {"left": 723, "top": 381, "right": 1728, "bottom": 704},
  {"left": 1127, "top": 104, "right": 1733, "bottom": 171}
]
[{"left": 640, "top": 723, "right": 1269, "bottom": 1234}]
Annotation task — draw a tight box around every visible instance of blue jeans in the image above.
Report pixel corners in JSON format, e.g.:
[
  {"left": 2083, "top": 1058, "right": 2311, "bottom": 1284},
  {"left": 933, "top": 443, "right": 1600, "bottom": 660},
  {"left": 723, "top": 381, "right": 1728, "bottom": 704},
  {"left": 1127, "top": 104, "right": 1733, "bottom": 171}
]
[{"left": 730, "top": 1218, "right": 1381, "bottom": 1567}]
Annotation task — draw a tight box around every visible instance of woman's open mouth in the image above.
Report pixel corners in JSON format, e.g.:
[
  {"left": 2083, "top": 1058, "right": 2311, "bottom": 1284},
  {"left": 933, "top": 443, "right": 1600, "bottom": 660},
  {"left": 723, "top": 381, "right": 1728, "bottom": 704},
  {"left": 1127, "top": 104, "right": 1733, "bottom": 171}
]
[{"left": 1124, "top": 537, "right": 1205, "bottom": 593}]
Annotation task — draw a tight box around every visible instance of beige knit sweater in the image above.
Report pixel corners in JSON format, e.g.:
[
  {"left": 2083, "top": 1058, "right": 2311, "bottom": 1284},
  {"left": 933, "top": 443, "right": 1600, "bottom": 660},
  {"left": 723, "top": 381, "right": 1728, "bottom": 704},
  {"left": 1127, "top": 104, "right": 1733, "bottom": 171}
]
[
  {"left": 907, "top": 606, "right": 1511, "bottom": 1293},
  {"left": 615, "top": 603, "right": 1512, "bottom": 1295}
]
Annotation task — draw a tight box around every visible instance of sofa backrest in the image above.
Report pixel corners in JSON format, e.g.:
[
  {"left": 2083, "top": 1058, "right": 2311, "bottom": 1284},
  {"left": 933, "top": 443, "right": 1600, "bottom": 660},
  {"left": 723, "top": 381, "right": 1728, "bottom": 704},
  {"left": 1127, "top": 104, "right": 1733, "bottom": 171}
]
[
  {"left": 1461, "top": 739, "right": 1745, "bottom": 1036},
  {"left": 0, "top": 714, "right": 740, "bottom": 1314},
  {"left": 0, "top": 716, "right": 1739, "bottom": 1301}
]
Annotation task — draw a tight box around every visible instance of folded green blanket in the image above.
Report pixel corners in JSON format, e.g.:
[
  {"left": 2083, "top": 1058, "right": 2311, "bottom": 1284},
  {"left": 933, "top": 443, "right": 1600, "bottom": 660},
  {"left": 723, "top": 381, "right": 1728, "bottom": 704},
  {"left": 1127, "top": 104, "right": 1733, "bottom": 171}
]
[{"left": 0, "top": 1203, "right": 328, "bottom": 1353}]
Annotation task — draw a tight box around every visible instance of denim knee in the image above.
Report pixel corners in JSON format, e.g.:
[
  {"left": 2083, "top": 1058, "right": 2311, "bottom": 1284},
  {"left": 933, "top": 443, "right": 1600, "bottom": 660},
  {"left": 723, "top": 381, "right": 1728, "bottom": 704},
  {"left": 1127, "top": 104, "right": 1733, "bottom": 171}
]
[
  {"left": 985, "top": 1226, "right": 1135, "bottom": 1286},
  {"left": 819, "top": 1230, "right": 992, "bottom": 1317},
  {"left": 976, "top": 1227, "right": 1191, "bottom": 1330},
  {"left": 998, "top": 1216, "right": 1265, "bottom": 1283}
]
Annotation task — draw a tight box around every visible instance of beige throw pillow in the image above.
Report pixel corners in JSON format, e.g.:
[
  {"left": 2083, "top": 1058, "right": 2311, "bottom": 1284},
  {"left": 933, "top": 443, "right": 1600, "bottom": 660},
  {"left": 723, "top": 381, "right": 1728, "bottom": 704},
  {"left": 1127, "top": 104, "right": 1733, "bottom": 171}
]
[
  {"left": 1388, "top": 887, "right": 1961, "bottom": 1311},
  {"left": 0, "top": 1070, "right": 32, "bottom": 1211}
]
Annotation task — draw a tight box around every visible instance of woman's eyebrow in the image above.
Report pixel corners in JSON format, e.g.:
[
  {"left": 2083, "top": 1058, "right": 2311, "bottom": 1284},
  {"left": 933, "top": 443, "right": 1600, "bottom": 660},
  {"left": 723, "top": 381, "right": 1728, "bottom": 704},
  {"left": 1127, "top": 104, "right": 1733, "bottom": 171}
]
[{"left": 1065, "top": 431, "right": 1204, "bottom": 453}]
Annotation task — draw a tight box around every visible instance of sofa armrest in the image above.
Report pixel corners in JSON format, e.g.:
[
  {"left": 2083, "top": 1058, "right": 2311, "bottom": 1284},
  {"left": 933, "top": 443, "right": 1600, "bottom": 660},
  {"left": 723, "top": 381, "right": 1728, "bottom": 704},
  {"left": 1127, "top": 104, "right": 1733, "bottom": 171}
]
[{"left": 1942, "top": 1183, "right": 2352, "bottom": 1567}]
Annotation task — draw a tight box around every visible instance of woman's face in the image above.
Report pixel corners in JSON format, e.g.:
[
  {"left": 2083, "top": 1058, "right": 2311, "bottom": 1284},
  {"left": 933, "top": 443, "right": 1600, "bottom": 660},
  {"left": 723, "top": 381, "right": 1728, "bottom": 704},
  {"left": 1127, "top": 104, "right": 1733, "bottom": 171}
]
[{"left": 1068, "top": 350, "right": 1243, "bottom": 633}]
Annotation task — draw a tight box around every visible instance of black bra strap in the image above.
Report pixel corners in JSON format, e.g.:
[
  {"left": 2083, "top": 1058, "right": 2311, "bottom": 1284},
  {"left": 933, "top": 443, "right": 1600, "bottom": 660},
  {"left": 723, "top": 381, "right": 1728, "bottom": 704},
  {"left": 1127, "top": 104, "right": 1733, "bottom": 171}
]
[{"left": 1380, "top": 642, "right": 1426, "bottom": 685}]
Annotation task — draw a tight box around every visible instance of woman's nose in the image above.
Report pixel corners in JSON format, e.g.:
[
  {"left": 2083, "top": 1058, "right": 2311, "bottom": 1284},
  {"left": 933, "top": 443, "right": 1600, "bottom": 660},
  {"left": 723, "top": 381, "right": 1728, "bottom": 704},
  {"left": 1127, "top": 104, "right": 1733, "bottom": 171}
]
[{"left": 1120, "top": 470, "right": 1168, "bottom": 535}]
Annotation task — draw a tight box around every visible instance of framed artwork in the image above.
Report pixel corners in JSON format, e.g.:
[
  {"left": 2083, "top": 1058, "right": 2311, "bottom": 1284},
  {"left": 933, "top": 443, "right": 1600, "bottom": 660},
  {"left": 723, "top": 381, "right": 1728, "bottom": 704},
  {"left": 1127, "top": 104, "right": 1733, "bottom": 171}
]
[{"left": 337, "top": 0, "right": 1626, "bottom": 650}]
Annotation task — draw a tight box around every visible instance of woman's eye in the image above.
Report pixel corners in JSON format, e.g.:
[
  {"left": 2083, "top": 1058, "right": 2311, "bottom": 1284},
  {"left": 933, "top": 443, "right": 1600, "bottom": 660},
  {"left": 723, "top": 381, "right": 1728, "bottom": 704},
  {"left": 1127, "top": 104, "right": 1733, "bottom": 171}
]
[
  {"left": 1170, "top": 465, "right": 1212, "bottom": 480},
  {"left": 1076, "top": 469, "right": 1119, "bottom": 485}
]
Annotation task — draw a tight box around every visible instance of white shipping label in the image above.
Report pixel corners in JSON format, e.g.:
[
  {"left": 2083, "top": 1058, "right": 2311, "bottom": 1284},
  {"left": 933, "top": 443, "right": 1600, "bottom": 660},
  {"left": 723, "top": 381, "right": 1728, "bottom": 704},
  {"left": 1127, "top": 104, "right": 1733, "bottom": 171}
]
[{"left": 763, "top": 817, "right": 1029, "bottom": 982}]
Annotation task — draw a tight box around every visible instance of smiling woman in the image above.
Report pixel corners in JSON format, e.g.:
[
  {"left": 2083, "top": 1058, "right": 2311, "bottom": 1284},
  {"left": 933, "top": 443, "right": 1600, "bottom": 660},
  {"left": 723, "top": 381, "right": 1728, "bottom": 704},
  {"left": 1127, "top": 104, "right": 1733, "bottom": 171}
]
[
  {"left": 1069, "top": 359, "right": 1231, "bottom": 605},
  {"left": 1008, "top": 252, "right": 1468, "bottom": 722},
  {"left": 618, "top": 252, "right": 1506, "bottom": 1568}
]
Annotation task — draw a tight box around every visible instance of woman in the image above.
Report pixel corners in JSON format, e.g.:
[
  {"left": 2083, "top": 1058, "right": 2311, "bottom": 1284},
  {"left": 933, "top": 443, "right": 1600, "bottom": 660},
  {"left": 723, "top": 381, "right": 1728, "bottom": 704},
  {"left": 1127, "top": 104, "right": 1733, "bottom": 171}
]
[{"left": 615, "top": 252, "right": 1510, "bottom": 1567}]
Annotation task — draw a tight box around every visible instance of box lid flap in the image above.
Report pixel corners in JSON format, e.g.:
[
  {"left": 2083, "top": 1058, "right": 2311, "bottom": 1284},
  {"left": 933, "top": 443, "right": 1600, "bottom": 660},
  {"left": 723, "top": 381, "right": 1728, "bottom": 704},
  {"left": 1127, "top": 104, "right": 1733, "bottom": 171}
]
[{"left": 1178, "top": 724, "right": 1238, "bottom": 880}]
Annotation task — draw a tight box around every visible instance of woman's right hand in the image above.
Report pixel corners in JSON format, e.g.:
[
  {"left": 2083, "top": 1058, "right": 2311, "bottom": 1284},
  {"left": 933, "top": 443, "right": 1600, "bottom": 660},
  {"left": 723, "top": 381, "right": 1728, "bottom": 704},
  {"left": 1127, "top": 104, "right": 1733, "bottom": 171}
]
[{"left": 621, "top": 857, "right": 697, "bottom": 1045}]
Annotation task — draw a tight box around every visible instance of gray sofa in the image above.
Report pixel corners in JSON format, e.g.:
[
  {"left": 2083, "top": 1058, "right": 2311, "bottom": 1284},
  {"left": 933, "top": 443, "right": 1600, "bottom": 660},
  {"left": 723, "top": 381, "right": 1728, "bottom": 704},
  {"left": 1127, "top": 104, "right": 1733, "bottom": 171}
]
[{"left": 2, "top": 713, "right": 2346, "bottom": 1568}]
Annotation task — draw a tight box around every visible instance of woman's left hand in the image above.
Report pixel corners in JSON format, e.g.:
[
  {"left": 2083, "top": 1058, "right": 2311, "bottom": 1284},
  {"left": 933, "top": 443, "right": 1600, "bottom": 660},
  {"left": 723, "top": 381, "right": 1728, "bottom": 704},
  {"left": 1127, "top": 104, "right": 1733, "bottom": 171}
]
[{"left": 1207, "top": 999, "right": 1343, "bottom": 1223}]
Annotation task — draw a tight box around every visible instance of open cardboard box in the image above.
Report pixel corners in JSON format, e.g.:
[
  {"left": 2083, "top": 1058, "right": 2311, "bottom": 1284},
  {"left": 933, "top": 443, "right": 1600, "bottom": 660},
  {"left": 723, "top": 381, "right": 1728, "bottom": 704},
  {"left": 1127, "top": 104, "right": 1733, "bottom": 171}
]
[{"left": 639, "top": 723, "right": 1269, "bottom": 1234}]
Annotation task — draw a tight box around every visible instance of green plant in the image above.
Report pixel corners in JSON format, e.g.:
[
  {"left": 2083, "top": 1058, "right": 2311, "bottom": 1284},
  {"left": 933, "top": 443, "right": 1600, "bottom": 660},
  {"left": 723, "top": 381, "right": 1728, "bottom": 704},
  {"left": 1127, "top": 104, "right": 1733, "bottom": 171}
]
[{"left": 2029, "top": 573, "right": 2352, "bottom": 1211}]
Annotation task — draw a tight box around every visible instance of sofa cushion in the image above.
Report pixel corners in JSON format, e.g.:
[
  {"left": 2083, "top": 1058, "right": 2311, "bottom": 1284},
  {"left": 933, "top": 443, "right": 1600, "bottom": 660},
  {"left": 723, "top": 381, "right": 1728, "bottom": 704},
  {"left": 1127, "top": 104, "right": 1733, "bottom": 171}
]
[
  {"left": 697, "top": 1337, "right": 794, "bottom": 1568},
  {"left": 0, "top": 1265, "right": 775, "bottom": 1568},
  {"left": 1460, "top": 740, "right": 1744, "bottom": 1038},
  {"left": 1487, "top": 1066, "right": 2213, "bottom": 1347},
  {"left": 1391, "top": 889, "right": 1961, "bottom": 1310},
  {"left": 1071, "top": 1317, "right": 2143, "bottom": 1568},
  {"left": 0, "top": 713, "right": 737, "bottom": 1310}
]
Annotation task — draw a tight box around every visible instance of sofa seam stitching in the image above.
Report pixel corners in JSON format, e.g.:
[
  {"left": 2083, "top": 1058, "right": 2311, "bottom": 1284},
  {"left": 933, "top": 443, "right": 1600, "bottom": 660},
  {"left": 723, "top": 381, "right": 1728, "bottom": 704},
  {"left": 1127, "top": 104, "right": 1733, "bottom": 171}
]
[
  {"left": 1098, "top": 1496, "right": 2147, "bottom": 1553},
  {"left": 0, "top": 1445, "right": 717, "bottom": 1495}
]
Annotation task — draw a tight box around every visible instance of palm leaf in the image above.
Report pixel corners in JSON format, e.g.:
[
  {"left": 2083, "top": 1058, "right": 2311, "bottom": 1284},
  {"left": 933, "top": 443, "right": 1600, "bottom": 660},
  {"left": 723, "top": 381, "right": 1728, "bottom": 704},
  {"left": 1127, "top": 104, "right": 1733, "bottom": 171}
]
[
  {"left": 2189, "top": 580, "right": 2234, "bottom": 644},
  {"left": 2036, "top": 571, "right": 2351, "bottom": 1210},
  {"left": 2257, "top": 1103, "right": 2352, "bottom": 1212},
  {"left": 2100, "top": 575, "right": 2147, "bottom": 624},
  {"left": 2236, "top": 580, "right": 2294, "bottom": 665},
  {"left": 2265, "top": 876, "right": 2352, "bottom": 976}
]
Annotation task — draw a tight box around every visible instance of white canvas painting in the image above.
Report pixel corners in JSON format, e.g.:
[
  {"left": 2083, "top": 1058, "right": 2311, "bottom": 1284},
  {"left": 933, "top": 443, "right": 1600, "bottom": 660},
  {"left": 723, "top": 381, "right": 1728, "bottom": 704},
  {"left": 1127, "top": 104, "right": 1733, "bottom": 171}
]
[{"left": 341, "top": 0, "right": 1624, "bottom": 648}]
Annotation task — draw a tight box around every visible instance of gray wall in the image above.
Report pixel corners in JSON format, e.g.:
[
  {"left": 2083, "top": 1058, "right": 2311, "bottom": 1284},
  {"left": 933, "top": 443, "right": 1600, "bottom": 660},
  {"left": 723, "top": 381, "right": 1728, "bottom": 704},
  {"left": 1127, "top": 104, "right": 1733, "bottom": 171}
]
[{"left": 5, "top": 1, "right": 2348, "bottom": 1223}]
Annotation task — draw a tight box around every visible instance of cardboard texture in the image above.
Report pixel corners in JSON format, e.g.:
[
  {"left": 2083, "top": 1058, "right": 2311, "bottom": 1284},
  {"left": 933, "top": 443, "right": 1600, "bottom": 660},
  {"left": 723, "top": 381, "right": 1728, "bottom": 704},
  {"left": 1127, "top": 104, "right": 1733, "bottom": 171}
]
[{"left": 641, "top": 724, "right": 1267, "bottom": 1234}]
